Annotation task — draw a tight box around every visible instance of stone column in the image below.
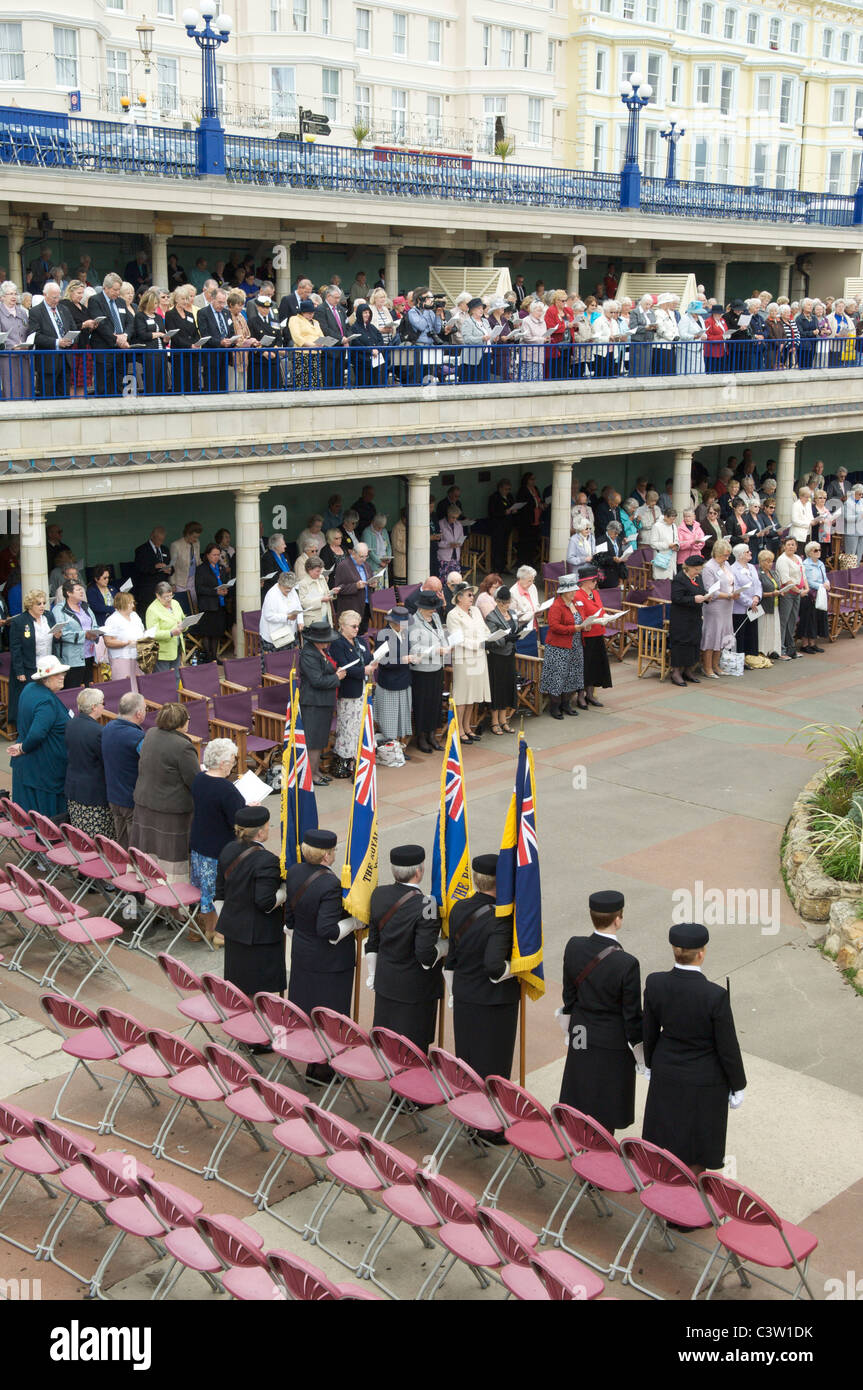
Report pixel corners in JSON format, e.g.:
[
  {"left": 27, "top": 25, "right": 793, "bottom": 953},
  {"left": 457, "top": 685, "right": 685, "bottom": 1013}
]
[
  {"left": 644, "top": 255, "right": 658, "bottom": 275},
  {"left": 713, "top": 258, "right": 728, "bottom": 304},
  {"left": 6, "top": 216, "right": 27, "bottom": 287},
  {"left": 407, "top": 473, "right": 433, "bottom": 583},
  {"left": 19, "top": 497, "right": 50, "bottom": 599},
  {"left": 672, "top": 448, "right": 693, "bottom": 518},
  {"left": 385, "top": 244, "right": 402, "bottom": 299},
  {"left": 566, "top": 257, "right": 580, "bottom": 298},
  {"left": 274, "top": 240, "right": 293, "bottom": 303},
  {"left": 151, "top": 233, "right": 169, "bottom": 290},
  {"left": 549, "top": 459, "right": 576, "bottom": 563},
  {"left": 776, "top": 439, "right": 799, "bottom": 528},
  {"left": 234, "top": 487, "right": 263, "bottom": 656}
]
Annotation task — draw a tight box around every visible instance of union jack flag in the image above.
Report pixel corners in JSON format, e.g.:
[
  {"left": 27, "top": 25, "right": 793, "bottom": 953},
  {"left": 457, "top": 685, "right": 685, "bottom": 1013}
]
[
  {"left": 516, "top": 790, "right": 538, "bottom": 867},
  {"left": 341, "top": 684, "right": 378, "bottom": 923},
  {"left": 431, "top": 701, "right": 472, "bottom": 933},
  {"left": 280, "top": 683, "right": 318, "bottom": 872},
  {"left": 443, "top": 753, "right": 465, "bottom": 823},
  {"left": 354, "top": 704, "right": 377, "bottom": 811},
  {"left": 496, "top": 734, "right": 545, "bottom": 1000}
]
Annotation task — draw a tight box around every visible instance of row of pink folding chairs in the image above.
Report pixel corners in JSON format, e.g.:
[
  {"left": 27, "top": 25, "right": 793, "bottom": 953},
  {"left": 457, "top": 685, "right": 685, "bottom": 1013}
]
[{"left": 0, "top": 1102, "right": 378, "bottom": 1301}]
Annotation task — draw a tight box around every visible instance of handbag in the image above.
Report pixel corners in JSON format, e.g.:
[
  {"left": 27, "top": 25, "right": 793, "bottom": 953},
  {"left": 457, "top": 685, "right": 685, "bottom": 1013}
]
[
  {"left": 653, "top": 548, "right": 673, "bottom": 571},
  {"left": 136, "top": 638, "right": 159, "bottom": 674},
  {"left": 718, "top": 649, "right": 745, "bottom": 677},
  {"left": 815, "top": 584, "right": 829, "bottom": 612}
]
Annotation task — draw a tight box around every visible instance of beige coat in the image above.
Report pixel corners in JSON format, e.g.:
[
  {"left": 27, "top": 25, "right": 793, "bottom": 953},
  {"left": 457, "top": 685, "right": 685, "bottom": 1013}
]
[{"left": 446, "top": 604, "right": 491, "bottom": 705}]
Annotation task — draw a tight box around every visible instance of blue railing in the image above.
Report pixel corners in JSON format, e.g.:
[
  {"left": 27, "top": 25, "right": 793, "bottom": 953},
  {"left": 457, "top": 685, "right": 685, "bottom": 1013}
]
[
  {"left": 2, "top": 337, "right": 860, "bottom": 403},
  {"left": 1, "top": 104, "right": 857, "bottom": 227}
]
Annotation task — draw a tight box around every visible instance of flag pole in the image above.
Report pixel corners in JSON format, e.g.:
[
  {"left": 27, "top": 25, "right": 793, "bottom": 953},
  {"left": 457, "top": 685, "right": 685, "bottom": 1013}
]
[
  {"left": 437, "top": 994, "right": 445, "bottom": 1047},
  {"left": 345, "top": 683, "right": 374, "bottom": 1022},
  {"left": 518, "top": 981, "right": 527, "bottom": 1086}
]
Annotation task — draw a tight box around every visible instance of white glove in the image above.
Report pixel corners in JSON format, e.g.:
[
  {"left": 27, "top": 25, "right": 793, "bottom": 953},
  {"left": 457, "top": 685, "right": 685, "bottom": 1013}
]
[
  {"left": 273, "top": 885, "right": 287, "bottom": 908},
  {"left": 443, "top": 967, "right": 454, "bottom": 1009},
  {"left": 332, "top": 915, "right": 362, "bottom": 944},
  {"left": 629, "top": 1041, "right": 647, "bottom": 1075},
  {"left": 554, "top": 1006, "right": 571, "bottom": 1037},
  {"left": 729, "top": 1090, "right": 745, "bottom": 1110},
  {"left": 489, "top": 962, "right": 512, "bottom": 984},
  {"left": 433, "top": 937, "right": 448, "bottom": 964},
  {"left": 365, "top": 952, "right": 377, "bottom": 990},
  {"left": 213, "top": 899, "right": 224, "bottom": 919}
]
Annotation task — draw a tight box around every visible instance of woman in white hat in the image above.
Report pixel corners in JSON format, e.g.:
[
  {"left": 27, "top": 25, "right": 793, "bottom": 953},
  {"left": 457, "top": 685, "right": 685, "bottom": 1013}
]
[{"left": 8, "top": 654, "right": 71, "bottom": 817}]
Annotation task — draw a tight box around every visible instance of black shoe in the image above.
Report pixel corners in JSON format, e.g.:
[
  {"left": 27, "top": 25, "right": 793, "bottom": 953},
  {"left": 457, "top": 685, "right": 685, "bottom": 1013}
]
[
  {"left": 671, "top": 674, "right": 687, "bottom": 687},
  {"left": 471, "top": 730, "right": 483, "bottom": 739},
  {"left": 812, "top": 645, "right": 824, "bottom": 653},
  {"left": 429, "top": 738, "right": 444, "bottom": 751},
  {"left": 549, "top": 708, "right": 564, "bottom": 721},
  {"left": 312, "top": 774, "right": 331, "bottom": 785},
  {"left": 683, "top": 672, "right": 700, "bottom": 683},
  {"left": 585, "top": 696, "right": 604, "bottom": 707},
  {"left": 247, "top": 1043, "right": 273, "bottom": 1056},
  {"left": 402, "top": 753, "right": 412, "bottom": 761},
  {"left": 562, "top": 703, "right": 579, "bottom": 715},
  {"left": 800, "top": 647, "right": 814, "bottom": 654},
  {"left": 305, "top": 1061, "right": 335, "bottom": 1086},
  {"left": 767, "top": 652, "right": 780, "bottom": 660},
  {"left": 789, "top": 652, "right": 798, "bottom": 659}
]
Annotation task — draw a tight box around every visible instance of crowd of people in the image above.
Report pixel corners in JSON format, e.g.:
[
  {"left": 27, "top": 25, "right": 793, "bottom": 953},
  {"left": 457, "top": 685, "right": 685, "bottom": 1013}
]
[{"left": 3, "top": 245, "right": 861, "bottom": 400}]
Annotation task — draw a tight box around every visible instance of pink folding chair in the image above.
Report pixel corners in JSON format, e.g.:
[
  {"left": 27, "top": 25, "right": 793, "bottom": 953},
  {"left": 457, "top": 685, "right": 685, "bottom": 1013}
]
[
  {"left": 267, "top": 1247, "right": 381, "bottom": 1301},
  {"left": 478, "top": 1206, "right": 605, "bottom": 1302},
  {"left": 138, "top": 1176, "right": 259, "bottom": 1302},
  {"left": 35, "top": 880, "right": 128, "bottom": 998},
  {"left": 39, "top": 992, "right": 125, "bottom": 1132},
  {"left": 696, "top": 1173, "right": 818, "bottom": 1301},
  {"left": 194, "top": 1212, "right": 283, "bottom": 1300},
  {"left": 247, "top": 1075, "right": 328, "bottom": 1228},
  {"left": 95, "top": 1006, "right": 171, "bottom": 1144},
  {"left": 254, "top": 991, "right": 329, "bottom": 1087},
  {"left": 427, "top": 1046, "right": 505, "bottom": 1167},
  {"left": 5, "top": 802, "right": 62, "bottom": 870},
  {"left": 528, "top": 1250, "right": 603, "bottom": 1301},
  {"left": 0, "top": 862, "right": 47, "bottom": 976},
  {"left": 0, "top": 795, "right": 26, "bottom": 859},
  {"left": 32, "top": 1119, "right": 139, "bottom": 1284},
  {"left": 156, "top": 952, "right": 223, "bottom": 1041},
  {"left": 301, "top": 1103, "right": 383, "bottom": 1267},
  {"left": 76, "top": 1150, "right": 170, "bottom": 1299},
  {"left": 200, "top": 973, "right": 271, "bottom": 1052},
  {"left": 356, "top": 1132, "right": 442, "bottom": 1298},
  {"left": 56, "top": 824, "right": 117, "bottom": 907},
  {"left": 201, "top": 1043, "right": 274, "bottom": 1196},
  {"left": 30, "top": 812, "right": 81, "bottom": 886},
  {"left": 145, "top": 1028, "right": 225, "bottom": 1173},
  {"left": 126, "top": 848, "right": 206, "bottom": 957},
  {"left": 90, "top": 834, "right": 143, "bottom": 930},
  {"left": 543, "top": 1103, "right": 638, "bottom": 1269},
  {"left": 311, "top": 1006, "right": 388, "bottom": 1114},
  {"left": 0, "top": 1102, "right": 64, "bottom": 1254},
  {"left": 482, "top": 1076, "right": 568, "bottom": 1209},
  {"left": 370, "top": 1026, "right": 446, "bottom": 1141},
  {"left": 616, "top": 1138, "right": 717, "bottom": 1299},
  {"left": 413, "top": 1170, "right": 515, "bottom": 1300}
]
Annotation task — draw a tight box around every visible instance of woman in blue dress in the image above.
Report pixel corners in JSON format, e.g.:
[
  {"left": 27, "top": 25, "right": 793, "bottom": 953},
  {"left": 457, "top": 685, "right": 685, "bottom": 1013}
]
[{"left": 8, "top": 655, "right": 71, "bottom": 818}]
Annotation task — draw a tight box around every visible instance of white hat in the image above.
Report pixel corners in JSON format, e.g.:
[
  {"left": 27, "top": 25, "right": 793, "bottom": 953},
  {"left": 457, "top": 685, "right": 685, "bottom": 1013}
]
[
  {"left": 656, "top": 293, "right": 674, "bottom": 306},
  {"left": 558, "top": 573, "right": 580, "bottom": 592},
  {"left": 31, "top": 655, "right": 70, "bottom": 680}
]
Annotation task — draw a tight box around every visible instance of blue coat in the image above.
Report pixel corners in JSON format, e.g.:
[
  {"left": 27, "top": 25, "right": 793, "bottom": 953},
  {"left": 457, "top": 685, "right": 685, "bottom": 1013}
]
[
  {"left": 12, "top": 681, "right": 70, "bottom": 817},
  {"left": 64, "top": 711, "right": 108, "bottom": 807},
  {"left": 52, "top": 600, "right": 97, "bottom": 671}
]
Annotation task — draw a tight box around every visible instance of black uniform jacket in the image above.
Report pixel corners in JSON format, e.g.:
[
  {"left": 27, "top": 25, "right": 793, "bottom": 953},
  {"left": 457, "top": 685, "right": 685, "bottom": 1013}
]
[
  {"left": 216, "top": 840, "right": 283, "bottom": 946},
  {"left": 669, "top": 569, "right": 705, "bottom": 647},
  {"left": 299, "top": 643, "right": 340, "bottom": 707},
  {"left": 643, "top": 968, "right": 747, "bottom": 1090},
  {"left": 367, "top": 882, "right": 443, "bottom": 1004},
  {"left": 445, "top": 892, "right": 520, "bottom": 1007},
  {"left": 561, "top": 934, "right": 642, "bottom": 1051},
  {"left": 284, "top": 860, "right": 353, "bottom": 973}
]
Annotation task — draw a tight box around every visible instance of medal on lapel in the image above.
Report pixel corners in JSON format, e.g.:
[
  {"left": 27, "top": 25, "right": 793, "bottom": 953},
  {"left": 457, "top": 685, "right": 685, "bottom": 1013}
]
[{"left": 23, "top": 626, "right": 30, "bottom": 639}]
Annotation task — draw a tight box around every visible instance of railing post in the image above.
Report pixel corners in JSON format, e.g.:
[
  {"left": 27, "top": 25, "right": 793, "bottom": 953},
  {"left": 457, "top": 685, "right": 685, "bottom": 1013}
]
[
  {"left": 197, "top": 119, "right": 226, "bottom": 177},
  {"left": 854, "top": 185, "right": 863, "bottom": 226}
]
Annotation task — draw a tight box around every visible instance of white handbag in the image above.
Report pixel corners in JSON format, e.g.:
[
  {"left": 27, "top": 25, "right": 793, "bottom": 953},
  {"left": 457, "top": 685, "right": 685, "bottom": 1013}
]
[
  {"left": 718, "top": 649, "right": 745, "bottom": 677},
  {"left": 815, "top": 584, "right": 829, "bottom": 612}
]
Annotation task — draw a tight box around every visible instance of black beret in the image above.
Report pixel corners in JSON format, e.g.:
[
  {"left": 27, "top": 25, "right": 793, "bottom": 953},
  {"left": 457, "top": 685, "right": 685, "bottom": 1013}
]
[
  {"left": 235, "top": 806, "right": 269, "bottom": 829},
  {"left": 472, "top": 853, "right": 499, "bottom": 877},
  {"left": 416, "top": 591, "right": 442, "bottom": 609},
  {"left": 391, "top": 844, "right": 425, "bottom": 867},
  {"left": 683, "top": 555, "right": 706, "bottom": 567},
  {"left": 669, "top": 922, "right": 709, "bottom": 948},
  {"left": 589, "top": 890, "right": 624, "bottom": 914},
  {"left": 304, "top": 829, "right": 337, "bottom": 850},
  {"left": 496, "top": 585, "right": 512, "bottom": 601}
]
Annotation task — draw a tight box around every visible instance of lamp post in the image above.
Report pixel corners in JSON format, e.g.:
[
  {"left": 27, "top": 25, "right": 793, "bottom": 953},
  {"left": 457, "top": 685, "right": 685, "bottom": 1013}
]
[
  {"left": 854, "top": 116, "right": 863, "bottom": 224},
  {"left": 181, "top": 3, "right": 233, "bottom": 176},
  {"left": 619, "top": 71, "right": 652, "bottom": 209},
  {"left": 660, "top": 120, "right": 685, "bottom": 186}
]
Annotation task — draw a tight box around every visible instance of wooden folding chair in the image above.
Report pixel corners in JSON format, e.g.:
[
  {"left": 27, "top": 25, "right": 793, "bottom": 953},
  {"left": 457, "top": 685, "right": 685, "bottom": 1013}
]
[
  {"left": 636, "top": 621, "right": 669, "bottom": 679},
  {"left": 515, "top": 653, "right": 544, "bottom": 716}
]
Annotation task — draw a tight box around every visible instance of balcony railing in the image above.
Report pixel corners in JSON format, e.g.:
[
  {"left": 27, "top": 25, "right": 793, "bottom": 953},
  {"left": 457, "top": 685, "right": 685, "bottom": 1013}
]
[
  {"left": 0, "top": 104, "right": 857, "bottom": 226},
  {"left": 2, "top": 337, "right": 859, "bottom": 407}
]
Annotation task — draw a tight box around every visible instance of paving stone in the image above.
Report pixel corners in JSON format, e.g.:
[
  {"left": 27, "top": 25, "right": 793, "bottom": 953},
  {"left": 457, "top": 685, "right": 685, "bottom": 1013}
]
[
  {"left": 12, "top": 1030, "right": 65, "bottom": 1059},
  {"left": 0, "top": 1016, "right": 44, "bottom": 1042}
]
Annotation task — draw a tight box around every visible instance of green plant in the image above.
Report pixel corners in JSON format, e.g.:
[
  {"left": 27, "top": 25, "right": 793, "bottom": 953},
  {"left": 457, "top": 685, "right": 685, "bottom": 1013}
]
[
  {"left": 806, "top": 806, "right": 863, "bottom": 883},
  {"left": 494, "top": 137, "right": 516, "bottom": 162},
  {"left": 351, "top": 120, "right": 370, "bottom": 148},
  {"left": 794, "top": 722, "right": 863, "bottom": 785}
]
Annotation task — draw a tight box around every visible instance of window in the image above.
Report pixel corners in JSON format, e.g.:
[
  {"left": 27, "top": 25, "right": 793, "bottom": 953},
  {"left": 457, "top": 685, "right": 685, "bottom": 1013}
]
[
  {"left": 322, "top": 67, "right": 339, "bottom": 120},
  {"left": 755, "top": 75, "right": 771, "bottom": 113},
  {"left": 500, "top": 29, "right": 513, "bottom": 68},
  {"left": 426, "top": 93, "right": 442, "bottom": 142},
  {"left": 700, "top": 3, "right": 714, "bottom": 36},
  {"left": 859, "top": 35, "right": 863, "bottom": 66},
  {"left": 827, "top": 150, "right": 844, "bottom": 194},
  {"left": 321, "top": 0, "right": 330, "bottom": 34},
  {"left": 717, "top": 135, "right": 731, "bottom": 183},
  {"left": 852, "top": 150, "right": 862, "bottom": 193},
  {"left": 270, "top": 0, "right": 281, "bottom": 31},
  {"left": 482, "top": 25, "right": 491, "bottom": 67},
  {"left": 620, "top": 50, "right": 637, "bottom": 83},
  {"left": 547, "top": 40, "right": 555, "bottom": 75},
  {"left": 647, "top": 53, "right": 662, "bottom": 103},
  {"left": 831, "top": 89, "right": 848, "bottom": 124},
  {"left": 623, "top": 0, "right": 635, "bottom": 17},
  {"left": 528, "top": 97, "right": 542, "bottom": 143},
  {"left": 790, "top": 22, "right": 802, "bottom": 55},
  {"left": 670, "top": 64, "right": 681, "bottom": 103},
  {"left": 645, "top": 0, "right": 658, "bottom": 19},
  {"left": 522, "top": 31, "right": 531, "bottom": 69},
  {"left": 779, "top": 77, "right": 793, "bottom": 125},
  {"left": 752, "top": 142, "right": 768, "bottom": 186},
  {"left": 106, "top": 0, "right": 124, "bottom": 9},
  {"left": 822, "top": 28, "right": 834, "bottom": 59},
  {"left": 482, "top": 95, "right": 506, "bottom": 153},
  {"left": 595, "top": 50, "right": 607, "bottom": 91},
  {"left": 292, "top": 0, "right": 308, "bottom": 32},
  {"left": 695, "top": 65, "right": 712, "bottom": 105},
  {"left": 105, "top": 49, "right": 129, "bottom": 111},
  {"left": 593, "top": 122, "right": 606, "bottom": 172},
  {"left": 769, "top": 17, "right": 780, "bottom": 50},
  {"left": 270, "top": 65, "right": 295, "bottom": 119},
  {"left": 719, "top": 67, "right": 734, "bottom": 115},
  {"left": 676, "top": 0, "right": 689, "bottom": 30},
  {"left": 355, "top": 83, "right": 370, "bottom": 126},
  {"left": 216, "top": 63, "right": 226, "bottom": 111},
  {"left": 157, "top": 55, "right": 179, "bottom": 114},
  {"left": 0, "top": 22, "right": 24, "bottom": 82},
  {"left": 746, "top": 13, "right": 758, "bottom": 46},
  {"left": 157, "top": 0, "right": 175, "bottom": 14},
  {"left": 840, "top": 31, "right": 851, "bottom": 62},
  {"left": 694, "top": 136, "right": 708, "bottom": 181},
  {"left": 776, "top": 144, "right": 790, "bottom": 189},
  {"left": 356, "top": 8, "right": 370, "bottom": 51},
  {"left": 54, "top": 26, "right": 78, "bottom": 88},
  {"left": 391, "top": 88, "right": 407, "bottom": 138},
  {"left": 855, "top": 88, "right": 863, "bottom": 125},
  {"left": 393, "top": 13, "right": 406, "bottom": 57},
  {"left": 428, "top": 18, "right": 441, "bottom": 63},
  {"left": 643, "top": 126, "right": 657, "bottom": 176},
  {"left": 598, "top": 0, "right": 612, "bottom": 12},
  {"left": 723, "top": 7, "right": 736, "bottom": 39}
]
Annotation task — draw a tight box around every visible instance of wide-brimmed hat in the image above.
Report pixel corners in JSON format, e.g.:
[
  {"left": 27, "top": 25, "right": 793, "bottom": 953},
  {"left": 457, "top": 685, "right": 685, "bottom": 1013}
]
[
  {"left": 304, "top": 619, "right": 337, "bottom": 643},
  {"left": 557, "top": 573, "right": 580, "bottom": 592},
  {"left": 298, "top": 299, "right": 316, "bottom": 314},
  {"left": 656, "top": 293, "right": 674, "bottom": 306},
  {"left": 578, "top": 563, "right": 601, "bottom": 581},
  {"left": 32, "top": 655, "right": 69, "bottom": 680},
  {"left": 416, "top": 590, "right": 442, "bottom": 610},
  {"left": 387, "top": 605, "right": 410, "bottom": 623},
  {"left": 686, "top": 301, "right": 704, "bottom": 315}
]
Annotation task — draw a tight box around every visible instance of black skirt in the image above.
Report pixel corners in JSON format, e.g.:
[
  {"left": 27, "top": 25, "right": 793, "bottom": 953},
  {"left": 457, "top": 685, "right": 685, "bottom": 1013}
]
[
  {"left": 373, "top": 994, "right": 438, "bottom": 1053},
  {"left": 224, "top": 937, "right": 287, "bottom": 997},
  {"left": 300, "top": 701, "right": 335, "bottom": 752},
  {"left": 288, "top": 963, "right": 353, "bottom": 1017},
  {"left": 796, "top": 593, "right": 817, "bottom": 640},
  {"left": 582, "top": 635, "right": 612, "bottom": 689},
  {"left": 411, "top": 668, "right": 445, "bottom": 735},
  {"left": 487, "top": 650, "right": 517, "bottom": 708},
  {"left": 642, "top": 1077, "right": 730, "bottom": 1169},
  {"left": 195, "top": 608, "right": 226, "bottom": 638},
  {"left": 452, "top": 1000, "right": 519, "bottom": 1081},
  {"left": 669, "top": 640, "right": 701, "bottom": 668},
  {"left": 734, "top": 611, "right": 759, "bottom": 656},
  {"left": 558, "top": 1041, "right": 635, "bottom": 1133}
]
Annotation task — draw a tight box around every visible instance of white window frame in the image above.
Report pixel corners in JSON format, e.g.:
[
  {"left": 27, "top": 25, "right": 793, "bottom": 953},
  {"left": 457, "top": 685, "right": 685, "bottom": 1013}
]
[
  {"left": 595, "top": 48, "right": 608, "bottom": 92},
  {"left": 0, "top": 21, "right": 24, "bottom": 82},
  {"left": 482, "top": 95, "right": 506, "bottom": 154},
  {"left": 647, "top": 53, "right": 663, "bottom": 104},
  {"left": 522, "top": 31, "right": 531, "bottom": 69},
  {"left": 426, "top": 93, "right": 442, "bottom": 143},
  {"left": 391, "top": 87, "right": 407, "bottom": 139},
  {"left": 643, "top": 126, "right": 658, "bottom": 176},
  {"left": 790, "top": 22, "right": 802, "bottom": 55},
  {"left": 482, "top": 24, "right": 491, "bottom": 67},
  {"left": 54, "top": 26, "right": 78, "bottom": 89},
  {"left": 695, "top": 65, "right": 712, "bottom": 106},
  {"left": 693, "top": 135, "right": 709, "bottom": 182},
  {"left": 822, "top": 28, "right": 834, "bottom": 59},
  {"left": 598, "top": 0, "right": 612, "bottom": 13},
  {"left": 746, "top": 12, "right": 759, "bottom": 46},
  {"left": 356, "top": 8, "right": 370, "bottom": 52},
  {"left": 827, "top": 149, "right": 844, "bottom": 194},
  {"left": 157, "top": 0, "right": 175, "bottom": 15},
  {"left": 717, "top": 135, "right": 731, "bottom": 184},
  {"left": 645, "top": 0, "right": 658, "bottom": 19},
  {"left": 723, "top": 7, "right": 736, "bottom": 40},
  {"left": 775, "top": 144, "right": 790, "bottom": 189},
  {"left": 547, "top": 39, "right": 556, "bottom": 75},
  {"left": 623, "top": 0, "right": 636, "bottom": 17},
  {"left": 719, "top": 66, "right": 734, "bottom": 116},
  {"left": 321, "top": 66, "right": 339, "bottom": 121},
  {"left": 500, "top": 28, "right": 513, "bottom": 69},
  {"left": 620, "top": 49, "right": 638, "bottom": 84},
  {"left": 392, "top": 13, "right": 407, "bottom": 57},
  {"left": 676, "top": 0, "right": 689, "bottom": 31},
  {"left": 755, "top": 75, "right": 772, "bottom": 114},
  {"left": 106, "top": 48, "right": 129, "bottom": 112},
  {"left": 779, "top": 77, "right": 793, "bottom": 125},
  {"left": 831, "top": 88, "right": 848, "bottom": 124},
  {"left": 292, "top": 0, "right": 308, "bottom": 33},
  {"left": 428, "top": 18, "right": 441, "bottom": 64},
  {"left": 840, "top": 30, "right": 851, "bottom": 62},
  {"left": 670, "top": 63, "right": 681, "bottom": 103},
  {"left": 593, "top": 121, "right": 607, "bottom": 172},
  {"left": 700, "top": 2, "right": 714, "bottom": 36},
  {"left": 768, "top": 17, "right": 781, "bottom": 51},
  {"left": 270, "top": 64, "right": 296, "bottom": 121},
  {"left": 355, "top": 83, "right": 370, "bottom": 127},
  {"left": 527, "top": 96, "right": 542, "bottom": 144},
  {"left": 854, "top": 87, "right": 863, "bottom": 126},
  {"left": 752, "top": 142, "right": 769, "bottom": 187},
  {"left": 321, "top": 0, "right": 330, "bottom": 36}
]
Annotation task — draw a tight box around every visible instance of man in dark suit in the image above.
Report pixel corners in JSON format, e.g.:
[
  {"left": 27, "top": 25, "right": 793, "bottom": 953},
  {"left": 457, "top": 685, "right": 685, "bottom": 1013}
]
[
  {"left": 351, "top": 486, "right": 377, "bottom": 535},
  {"left": 27, "top": 282, "right": 72, "bottom": 399},
  {"left": 123, "top": 250, "right": 151, "bottom": 296},
  {"left": 512, "top": 274, "right": 526, "bottom": 308},
  {"left": 277, "top": 276, "right": 313, "bottom": 325},
  {"left": 435, "top": 485, "right": 465, "bottom": 526},
  {"left": 314, "top": 285, "right": 350, "bottom": 388},
  {"left": 446, "top": 852, "right": 520, "bottom": 1082},
  {"left": 642, "top": 923, "right": 746, "bottom": 1172},
  {"left": 88, "top": 274, "right": 135, "bottom": 396},
  {"left": 333, "top": 541, "right": 372, "bottom": 631},
  {"left": 558, "top": 890, "right": 643, "bottom": 1134},
  {"left": 134, "top": 526, "right": 173, "bottom": 610},
  {"left": 594, "top": 521, "right": 629, "bottom": 590},
  {"left": 196, "top": 287, "right": 234, "bottom": 393},
  {"left": 28, "top": 245, "right": 54, "bottom": 295},
  {"left": 366, "top": 844, "right": 444, "bottom": 1052}
]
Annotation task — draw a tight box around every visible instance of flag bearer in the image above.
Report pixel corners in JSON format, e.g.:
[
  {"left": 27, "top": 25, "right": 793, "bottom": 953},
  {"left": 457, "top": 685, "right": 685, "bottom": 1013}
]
[
  {"left": 365, "top": 844, "right": 445, "bottom": 1052},
  {"left": 446, "top": 853, "right": 520, "bottom": 1080}
]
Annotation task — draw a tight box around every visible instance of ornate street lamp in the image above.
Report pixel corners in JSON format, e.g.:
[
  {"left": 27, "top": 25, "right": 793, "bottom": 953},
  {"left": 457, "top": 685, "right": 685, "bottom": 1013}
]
[
  {"left": 660, "top": 120, "right": 685, "bottom": 186},
  {"left": 181, "top": 3, "right": 233, "bottom": 173},
  {"left": 135, "top": 19, "right": 155, "bottom": 73},
  {"left": 619, "top": 71, "right": 652, "bottom": 208}
]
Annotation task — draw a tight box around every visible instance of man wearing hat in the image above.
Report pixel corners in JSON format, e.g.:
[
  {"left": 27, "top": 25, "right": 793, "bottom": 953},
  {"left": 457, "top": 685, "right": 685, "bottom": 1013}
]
[
  {"left": 642, "top": 924, "right": 746, "bottom": 1172},
  {"left": 216, "top": 806, "right": 287, "bottom": 1006},
  {"left": 558, "top": 891, "right": 643, "bottom": 1134},
  {"left": 366, "top": 845, "right": 444, "bottom": 1050},
  {"left": 299, "top": 619, "right": 349, "bottom": 785},
  {"left": 446, "top": 853, "right": 520, "bottom": 1081},
  {"left": 669, "top": 553, "right": 708, "bottom": 687},
  {"left": 373, "top": 607, "right": 417, "bottom": 755},
  {"left": 408, "top": 592, "right": 448, "bottom": 752},
  {"left": 285, "top": 829, "right": 360, "bottom": 1073}
]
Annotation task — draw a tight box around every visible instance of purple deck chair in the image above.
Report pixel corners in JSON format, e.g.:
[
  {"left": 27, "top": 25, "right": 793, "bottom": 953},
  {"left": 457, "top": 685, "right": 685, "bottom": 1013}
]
[{"left": 178, "top": 661, "right": 221, "bottom": 702}]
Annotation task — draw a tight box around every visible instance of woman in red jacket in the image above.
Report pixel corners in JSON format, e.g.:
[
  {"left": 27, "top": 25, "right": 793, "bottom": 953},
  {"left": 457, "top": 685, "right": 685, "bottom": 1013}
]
[
  {"left": 572, "top": 562, "right": 612, "bottom": 709},
  {"left": 544, "top": 289, "right": 574, "bottom": 380},
  {"left": 704, "top": 304, "right": 727, "bottom": 373},
  {"left": 540, "top": 572, "right": 585, "bottom": 719}
]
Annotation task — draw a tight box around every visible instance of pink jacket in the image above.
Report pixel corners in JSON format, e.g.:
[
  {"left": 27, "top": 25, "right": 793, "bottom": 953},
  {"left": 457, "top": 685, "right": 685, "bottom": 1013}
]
[{"left": 677, "top": 520, "right": 706, "bottom": 565}]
